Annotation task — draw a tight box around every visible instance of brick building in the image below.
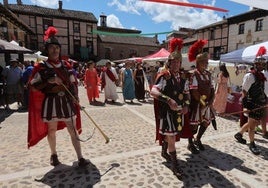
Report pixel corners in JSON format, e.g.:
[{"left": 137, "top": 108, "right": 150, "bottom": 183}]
[
  {"left": 4, "top": 0, "right": 98, "bottom": 61},
  {"left": 97, "top": 14, "right": 160, "bottom": 61}
]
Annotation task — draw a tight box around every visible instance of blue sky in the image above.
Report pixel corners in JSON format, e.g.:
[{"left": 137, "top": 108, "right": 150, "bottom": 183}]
[{"left": 2, "top": 0, "right": 251, "bottom": 41}]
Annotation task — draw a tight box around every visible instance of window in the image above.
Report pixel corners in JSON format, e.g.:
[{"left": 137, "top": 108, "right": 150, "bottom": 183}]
[
  {"left": 73, "top": 39, "right": 81, "bottom": 59},
  {"left": 86, "top": 41, "right": 93, "bottom": 54},
  {"left": 105, "top": 48, "right": 111, "bottom": 59},
  {"left": 29, "top": 16, "right": 35, "bottom": 27},
  {"left": 43, "top": 19, "right": 53, "bottom": 30},
  {"left": 74, "top": 23, "right": 80, "bottom": 33},
  {"left": 210, "top": 30, "right": 215, "bottom": 40},
  {"left": 13, "top": 28, "right": 18, "bottom": 40},
  {"left": 213, "top": 47, "right": 221, "bottom": 60},
  {"left": 256, "top": 19, "right": 263, "bottom": 31},
  {"left": 238, "top": 23, "right": 244, "bottom": 34},
  {"left": 119, "top": 50, "right": 124, "bottom": 59},
  {"left": 30, "top": 39, "right": 37, "bottom": 50},
  {"left": 86, "top": 25, "right": 92, "bottom": 34},
  {"left": 129, "top": 49, "right": 137, "bottom": 57}
]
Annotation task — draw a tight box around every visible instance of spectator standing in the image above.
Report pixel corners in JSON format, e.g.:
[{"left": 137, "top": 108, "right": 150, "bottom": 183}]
[
  {"left": 84, "top": 61, "right": 99, "bottom": 104},
  {"left": 1, "top": 59, "right": 23, "bottom": 110},
  {"left": 22, "top": 60, "right": 34, "bottom": 109},
  {"left": 213, "top": 63, "right": 230, "bottom": 114},
  {"left": 134, "top": 63, "right": 146, "bottom": 101},
  {"left": 122, "top": 61, "right": 135, "bottom": 103}
]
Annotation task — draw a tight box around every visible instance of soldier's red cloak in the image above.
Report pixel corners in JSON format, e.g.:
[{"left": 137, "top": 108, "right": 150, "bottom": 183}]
[{"left": 27, "top": 62, "right": 82, "bottom": 148}]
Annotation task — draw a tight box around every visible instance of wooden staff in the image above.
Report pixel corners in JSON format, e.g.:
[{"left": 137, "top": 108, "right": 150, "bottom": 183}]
[
  {"left": 219, "top": 105, "right": 268, "bottom": 117},
  {"left": 61, "top": 83, "right": 110, "bottom": 144}
]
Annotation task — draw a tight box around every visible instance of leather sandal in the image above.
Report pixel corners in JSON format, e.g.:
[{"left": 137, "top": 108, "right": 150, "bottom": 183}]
[
  {"left": 50, "top": 154, "right": 61, "bottom": 166},
  {"left": 78, "top": 158, "right": 90, "bottom": 167}
]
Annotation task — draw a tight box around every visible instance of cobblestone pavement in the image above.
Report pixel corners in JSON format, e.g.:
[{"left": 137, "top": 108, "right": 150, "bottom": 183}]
[{"left": 0, "top": 86, "right": 268, "bottom": 188}]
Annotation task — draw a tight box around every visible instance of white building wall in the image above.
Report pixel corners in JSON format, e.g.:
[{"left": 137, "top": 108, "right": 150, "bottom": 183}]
[{"left": 228, "top": 16, "right": 268, "bottom": 52}]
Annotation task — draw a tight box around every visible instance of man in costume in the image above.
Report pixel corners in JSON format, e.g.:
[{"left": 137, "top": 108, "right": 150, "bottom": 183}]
[
  {"left": 101, "top": 61, "right": 119, "bottom": 103},
  {"left": 260, "top": 59, "right": 268, "bottom": 139},
  {"left": 151, "top": 38, "right": 192, "bottom": 178},
  {"left": 28, "top": 26, "right": 89, "bottom": 167},
  {"left": 187, "top": 39, "right": 215, "bottom": 154},
  {"left": 234, "top": 47, "right": 267, "bottom": 155}
]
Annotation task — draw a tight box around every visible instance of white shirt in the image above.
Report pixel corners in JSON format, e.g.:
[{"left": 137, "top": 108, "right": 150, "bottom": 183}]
[
  {"left": 242, "top": 72, "right": 255, "bottom": 92},
  {"left": 262, "top": 70, "right": 268, "bottom": 97}
]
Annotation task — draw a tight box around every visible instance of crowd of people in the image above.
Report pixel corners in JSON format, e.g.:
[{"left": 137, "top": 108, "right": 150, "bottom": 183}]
[
  {"left": 0, "top": 27, "right": 267, "bottom": 180},
  {"left": 0, "top": 58, "right": 34, "bottom": 111}
]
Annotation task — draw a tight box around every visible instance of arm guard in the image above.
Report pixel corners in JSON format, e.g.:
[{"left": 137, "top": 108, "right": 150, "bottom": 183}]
[{"left": 158, "top": 94, "right": 171, "bottom": 103}]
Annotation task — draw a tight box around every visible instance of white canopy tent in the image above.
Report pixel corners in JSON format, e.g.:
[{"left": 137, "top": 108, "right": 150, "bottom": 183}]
[
  {"left": 23, "top": 51, "right": 47, "bottom": 62},
  {"left": 220, "top": 41, "right": 268, "bottom": 63}
]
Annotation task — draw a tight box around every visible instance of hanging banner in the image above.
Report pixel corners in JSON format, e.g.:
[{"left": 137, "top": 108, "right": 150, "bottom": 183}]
[{"left": 91, "top": 30, "right": 173, "bottom": 37}]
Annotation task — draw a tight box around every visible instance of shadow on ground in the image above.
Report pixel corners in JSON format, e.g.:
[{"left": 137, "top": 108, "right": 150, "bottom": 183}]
[
  {"left": 0, "top": 108, "right": 14, "bottom": 125},
  {"left": 163, "top": 144, "right": 256, "bottom": 187},
  {"left": 35, "top": 161, "right": 101, "bottom": 187},
  {"left": 35, "top": 161, "right": 121, "bottom": 187}
]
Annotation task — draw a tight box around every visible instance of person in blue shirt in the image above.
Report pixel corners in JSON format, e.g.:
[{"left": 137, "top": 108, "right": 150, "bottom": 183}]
[{"left": 22, "top": 60, "right": 34, "bottom": 109}]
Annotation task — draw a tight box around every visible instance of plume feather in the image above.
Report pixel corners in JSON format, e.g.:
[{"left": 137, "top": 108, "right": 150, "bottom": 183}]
[
  {"left": 44, "top": 26, "right": 58, "bottom": 41},
  {"left": 188, "top": 39, "right": 208, "bottom": 62},
  {"left": 256, "top": 46, "right": 267, "bottom": 57},
  {"left": 169, "top": 38, "right": 183, "bottom": 53}
]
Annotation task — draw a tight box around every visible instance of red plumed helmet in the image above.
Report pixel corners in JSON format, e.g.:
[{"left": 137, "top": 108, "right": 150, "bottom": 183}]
[
  {"left": 254, "top": 46, "right": 267, "bottom": 63},
  {"left": 44, "top": 26, "right": 60, "bottom": 47},
  {"left": 256, "top": 46, "right": 267, "bottom": 57},
  {"left": 188, "top": 39, "right": 208, "bottom": 62},
  {"left": 169, "top": 38, "right": 183, "bottom": 53},
  {"left": 168, "top": 38, "right": 183, "bottom": 61}
]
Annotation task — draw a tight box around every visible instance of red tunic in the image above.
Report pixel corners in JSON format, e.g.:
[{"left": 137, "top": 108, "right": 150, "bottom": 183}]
[{"left": 84, "top": 68, "right": 99, "bottom": 101}]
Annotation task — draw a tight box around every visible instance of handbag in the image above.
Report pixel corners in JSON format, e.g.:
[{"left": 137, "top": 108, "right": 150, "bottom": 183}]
[{"left": 227, "top": 93, "right": 235, "bottom": 103}]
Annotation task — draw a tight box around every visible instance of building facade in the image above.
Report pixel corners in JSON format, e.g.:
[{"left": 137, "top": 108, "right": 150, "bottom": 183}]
[
  {"left": 180, "top": 8, "right": 268, "bottom": 61},
  {"left": 227, "top": 8, "right": 268, "bottom": 52},
  {"left": 4, "top": 0, "right": 98, "bottom": 61},
  {"left": 3, "top": 0, "right": 268, "bottom": 63},
  {"left": 97, "top": 16, "right": 160, "bottom": 61},
  {"left": 181, "top": 19, "right": 228, "bottom": 60},
  {"left": 0, "top": 3, "right": 33, "bottom": 43},
  {"left": 0, "top": 3, "right": 34, "bottom": 65}
]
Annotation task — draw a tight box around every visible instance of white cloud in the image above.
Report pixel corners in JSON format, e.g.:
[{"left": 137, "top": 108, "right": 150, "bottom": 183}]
[
  {"left": 29, "top": 0, "right": 223, "bottom": 32},
  {"left": 108, "top": 0, "right": 141, "bottom": 15},
  {"left": 30, "top": 0, "right": 58, "bottom": 7},
  {"left": 109, "top": 0, "right": 223, "bottom": 30},
  {"left": 107, "top": 14, "right": 124, "bottom": 28}
]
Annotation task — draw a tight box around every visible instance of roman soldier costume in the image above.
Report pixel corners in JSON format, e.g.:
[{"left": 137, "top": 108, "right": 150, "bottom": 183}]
[
  {"left": 152, "top": 38, "right": 192, "bottom": 178},
  {"left": 28, "top": 27, "right": 82, "bottom": 148},
  {"left": 187, "top": 39, "right": 215, "bottom": 153},
  {"left": 235, "top": 46, "right": 267, "bottom": 155}
]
